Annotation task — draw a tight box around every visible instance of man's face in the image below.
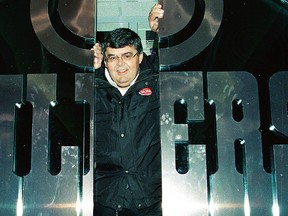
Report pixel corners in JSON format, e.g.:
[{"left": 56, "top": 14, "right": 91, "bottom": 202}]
[{"left": 104, "top": 45, "right": 143, "bottom": 88}]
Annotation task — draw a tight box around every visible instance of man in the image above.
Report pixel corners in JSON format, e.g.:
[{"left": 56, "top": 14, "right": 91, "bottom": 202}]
[
  {"left": 93, "top": 5, "right": 164, "bottom": 216},
  {"left": 93, "top": 3, "right": 163, "bottom": 69}
]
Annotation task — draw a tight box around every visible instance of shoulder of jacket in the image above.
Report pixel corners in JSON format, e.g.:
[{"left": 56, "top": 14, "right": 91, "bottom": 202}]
[{"left": 140, "top": 52, "right": 159, "bottom": 73}]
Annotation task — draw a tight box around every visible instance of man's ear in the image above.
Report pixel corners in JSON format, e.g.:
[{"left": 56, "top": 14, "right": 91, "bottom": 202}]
[{"left": 139, "top": 52, "right": 144, "bottom": 64}]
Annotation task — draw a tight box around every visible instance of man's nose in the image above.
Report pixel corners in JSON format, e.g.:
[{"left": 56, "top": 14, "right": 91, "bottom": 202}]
[{"left": 116, "top": 56, "right": 124, "bottom": 65}]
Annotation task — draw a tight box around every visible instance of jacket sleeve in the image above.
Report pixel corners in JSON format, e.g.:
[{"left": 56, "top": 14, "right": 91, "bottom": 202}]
[
  {"left": 94, "top": 64, "right": 106, "bottom": 78},
  {"left": 144, "top": 35, "right": 159, "bottom": 73}
]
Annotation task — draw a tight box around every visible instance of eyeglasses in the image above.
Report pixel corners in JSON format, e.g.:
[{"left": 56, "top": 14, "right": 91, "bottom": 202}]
[{"left": 105, "top": 52, "right": 138, "bottom": 63}]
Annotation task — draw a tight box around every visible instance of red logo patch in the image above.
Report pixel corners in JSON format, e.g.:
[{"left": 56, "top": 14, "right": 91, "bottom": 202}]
[{"left": 138, "top": 87, "right": 152, "bottom": 96}]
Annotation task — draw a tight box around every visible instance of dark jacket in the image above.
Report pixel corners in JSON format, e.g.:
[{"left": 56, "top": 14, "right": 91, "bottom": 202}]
[{"left": 94, "top": 53, "right": 161, "bottom": 210}]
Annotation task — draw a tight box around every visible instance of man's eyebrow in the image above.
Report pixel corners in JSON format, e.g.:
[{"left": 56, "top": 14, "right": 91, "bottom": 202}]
[{"left": 107, "top": 52, "right": 133, "bottom": 56}]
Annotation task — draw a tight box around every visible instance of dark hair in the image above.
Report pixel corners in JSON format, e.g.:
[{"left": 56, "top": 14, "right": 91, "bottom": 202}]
[{"left": 101, "top": 28, "right": 143, "bottom": 55}]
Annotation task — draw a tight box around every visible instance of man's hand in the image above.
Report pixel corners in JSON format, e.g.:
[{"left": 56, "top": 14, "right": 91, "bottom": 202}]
[
  {"left": 92, "top": 43, "right": 103, "bottom": 69},
  {"left": 148, "top": 3, "right": 164, "bottom": 32}
]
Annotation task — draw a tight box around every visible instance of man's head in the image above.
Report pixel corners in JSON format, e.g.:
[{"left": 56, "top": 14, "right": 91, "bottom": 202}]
[{"left": 102, "top": 28, "right": 144, "bottom": 88}]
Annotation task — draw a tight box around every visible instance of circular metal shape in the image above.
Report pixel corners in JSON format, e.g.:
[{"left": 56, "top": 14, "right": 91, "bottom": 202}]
[
  {"left": 159, "top": 0, "right": 224, "bottom": 68},
  {"left": 159, "top": 0, "right": 195, "bottom": 38},
  {"left": 30, "top": 0, "right": 94, "bottom": 69}
]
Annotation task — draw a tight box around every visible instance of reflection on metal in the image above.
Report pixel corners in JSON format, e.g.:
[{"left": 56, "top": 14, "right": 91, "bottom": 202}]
[
  {"left": 160, "top": 72, "right": 208, "bottom": 215},
  {"left": 259, "top": 72, "right": 288, "bottom": 174},
  {"left": 158, "top": 0, "right": 195, "bottom": 38},
  {"left": 208, "top": 72, "right": 272, "bottom": 215},
  {"left": 30, "top": 0, "right": 95, "bottom": 69},
  {"left": 12, "top": 74, "right": 35, "bottom": 177},
  {"left": 0, "top": 75, "right": 22, "bottom": 215},
  {"left": 159, "top": 71, "right": 288, "bottom": 215},
  {"left": 58, "top": 0, "right": 94, "bottom": 38},
  {"left": 0, "top": 74, "right": 94, "bottom": 215},
  {"left": 158, "top": 0, "right": 223, "bottom": 68},
  {"left": 270, "top": 71, "right": 288, "bottom": 216},
  {"left": 269, "top": 71, "right": 288, "bottom": 138},
  {"left": 75, "top": 74, "right": 95, "bottom": 216}
]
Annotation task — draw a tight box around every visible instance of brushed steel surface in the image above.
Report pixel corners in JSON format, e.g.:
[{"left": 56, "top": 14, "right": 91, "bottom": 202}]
[
  {"left": 30, "top": 0, "right": 95, "bottom": 69},
  {"left": 158, "top": 0, "right": 223, "bottom": 68}
]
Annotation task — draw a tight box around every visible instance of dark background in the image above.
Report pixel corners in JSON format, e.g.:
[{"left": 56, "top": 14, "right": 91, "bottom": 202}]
[{"left": 0, "top": 0, "right": 287, "bottom": 75}]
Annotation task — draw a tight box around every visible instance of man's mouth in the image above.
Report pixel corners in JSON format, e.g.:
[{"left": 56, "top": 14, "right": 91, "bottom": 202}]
[{"left": 117, "top": 69, "right": 128, "bottom": 74}]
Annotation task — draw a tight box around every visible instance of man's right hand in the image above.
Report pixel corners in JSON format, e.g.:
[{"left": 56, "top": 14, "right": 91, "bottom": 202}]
[{"left": 92, "top": 43, "right": 103, "bottom": 69}]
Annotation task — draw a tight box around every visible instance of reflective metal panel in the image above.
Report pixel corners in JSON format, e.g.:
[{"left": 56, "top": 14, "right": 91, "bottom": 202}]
[
  {"left": 158, "top": 0, "right": 223, "bottom": 67},
  {"left": 270, "top": 71, "right": 288, "bottom": 215},
  {"left": 160, "top": 71, "right": 277, "bottom": 215},
  {"left": 274, "top": 145, "right": 288, "bottom": 216},
  {"left": 58, "top": 0, "right": 95, "bottom": 38},
  {"left": 0, "top": 74, "right": 94, "bottom": 215},
  {"left": 23, "top": 74, "right": 74, "bottom": 216},
  {"left": 75, "top": 73, "right": 95, "bottom": 216},
  {"left": 30, "top": 0, "right": 95, "bottom": 69},
  {"left": 160, "top": 72, "right": 208, "bottom": 216},
  {"left": 269, "top": 71, "right": 288, "bottom": 137},
  {"left": 207, "top": 72, "right": 272, "bottom": 215},
  {"left": 0, "top": 75, "right": 22, "bottom": 215},
  {"left": 158, "top": 0, "right": 194, "bottom": 37}
]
